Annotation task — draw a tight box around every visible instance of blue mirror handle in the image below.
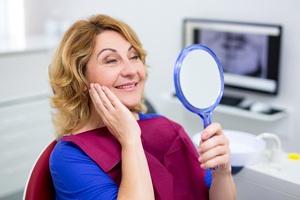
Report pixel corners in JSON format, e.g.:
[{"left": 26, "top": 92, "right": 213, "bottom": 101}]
[
  {"left": 198, "top": 112, "right": 212, "bottom": 128},
  {"left": 199, "top": 112, "right": 219, "bottom": 170}
]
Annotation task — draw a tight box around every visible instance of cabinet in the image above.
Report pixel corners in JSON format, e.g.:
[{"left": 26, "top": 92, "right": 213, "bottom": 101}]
[
  {"left": 0, "top": 96, "right": 54, "bottom": 198},
  {"left": 233, "top": 154, "right": 300, "bottom": 200},
  {"left": 0, "top": 37, "right": 56, "bottom": 198}
]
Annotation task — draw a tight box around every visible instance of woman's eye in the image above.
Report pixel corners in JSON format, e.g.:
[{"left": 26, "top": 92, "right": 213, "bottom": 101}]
[
  {"left": 130, "top": 55, "right": 140, "bottom": 60},
  {"left": 106, "top": 59, "right": 117, "bottom": 64}
]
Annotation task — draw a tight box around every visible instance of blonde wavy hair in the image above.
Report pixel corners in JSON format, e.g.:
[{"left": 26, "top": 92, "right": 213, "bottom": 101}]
[{"left": 49, "top": 14, "right": 148, "bottom": 139}]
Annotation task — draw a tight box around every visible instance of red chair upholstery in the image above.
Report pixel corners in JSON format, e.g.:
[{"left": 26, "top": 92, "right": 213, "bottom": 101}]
[{"left": 23, "top": 140, "right": 57, "bottom": 200}]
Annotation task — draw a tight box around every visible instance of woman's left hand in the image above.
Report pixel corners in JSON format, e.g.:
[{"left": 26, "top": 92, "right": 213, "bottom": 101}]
[{"left": 197, "top": 122, "right": 231, "bottom": 173}]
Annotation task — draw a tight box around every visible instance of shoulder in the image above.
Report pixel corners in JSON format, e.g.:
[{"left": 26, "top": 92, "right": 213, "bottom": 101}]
[
  {"left": 50, "top": 140, "right": 82, "bottom": 158},
  {"left": 50, "top": 140, "right": 91, "bottom": 169},
  {"left": 50, "top": 140, "right": 119, "bottom": 199}
]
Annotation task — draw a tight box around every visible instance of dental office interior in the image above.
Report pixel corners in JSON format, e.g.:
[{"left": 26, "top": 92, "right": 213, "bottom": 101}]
[{"left": 1, "top": 0, "right": 300, "bottom": 199}]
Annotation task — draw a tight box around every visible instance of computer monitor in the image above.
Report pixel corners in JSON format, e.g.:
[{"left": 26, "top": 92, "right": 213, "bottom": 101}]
[{"left": 183, "top": 18, "right": 282, "bottom": 96}]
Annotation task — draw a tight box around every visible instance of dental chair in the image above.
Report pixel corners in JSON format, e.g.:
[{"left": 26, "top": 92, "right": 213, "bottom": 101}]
[{"left": 22, "top": 140, "right": 56, "bottom": 200}]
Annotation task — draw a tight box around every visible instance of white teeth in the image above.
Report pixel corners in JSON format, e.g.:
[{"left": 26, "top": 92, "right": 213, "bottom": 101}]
[{"left": 117, "top": 84, "right": 135, "bottom": 89}]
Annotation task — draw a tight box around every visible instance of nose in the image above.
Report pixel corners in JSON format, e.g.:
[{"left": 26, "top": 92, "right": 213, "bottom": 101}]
[{"left": 121, "top": 61, "right": 137, "bottom": 77}]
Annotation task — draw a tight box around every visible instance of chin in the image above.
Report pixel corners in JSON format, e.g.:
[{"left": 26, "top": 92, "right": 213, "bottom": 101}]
[
  {"left": 120, "top": 98, "right": 140, "bottom": 108},
  {"left": 124, "top": 102, "right": 140, "bottom": 110}
]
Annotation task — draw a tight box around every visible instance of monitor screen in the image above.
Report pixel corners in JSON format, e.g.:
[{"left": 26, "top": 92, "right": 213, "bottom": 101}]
[{"left": 183, "top": 19, "right": 282, "bottom": 95}]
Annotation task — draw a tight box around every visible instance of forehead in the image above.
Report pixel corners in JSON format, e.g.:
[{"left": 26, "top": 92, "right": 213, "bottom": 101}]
[{"left": 95, "top": 30, "right": 130, "bottom": 49}]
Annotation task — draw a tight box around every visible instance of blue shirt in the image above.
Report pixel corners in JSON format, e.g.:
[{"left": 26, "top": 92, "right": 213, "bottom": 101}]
[{"left": 50, "top": 113, "right": 212, "bottom": 199}]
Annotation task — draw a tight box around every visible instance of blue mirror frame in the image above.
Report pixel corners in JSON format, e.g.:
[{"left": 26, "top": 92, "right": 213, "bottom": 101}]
[{"left": 174, "top": 44, "right": 224, "bottom": 128}]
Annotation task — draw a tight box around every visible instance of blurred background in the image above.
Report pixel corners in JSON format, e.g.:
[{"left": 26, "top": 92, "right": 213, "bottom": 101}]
[{"left": 1, "top": 0, "right": 299, "bottom": 199}]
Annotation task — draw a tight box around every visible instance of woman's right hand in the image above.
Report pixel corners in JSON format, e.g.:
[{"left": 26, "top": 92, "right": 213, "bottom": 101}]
[
  {"left": 89, "top": 83, "right": 141, "bottom": 145},
  {"left": 89, "top": 83, "right": 154, "bottom": 199}
]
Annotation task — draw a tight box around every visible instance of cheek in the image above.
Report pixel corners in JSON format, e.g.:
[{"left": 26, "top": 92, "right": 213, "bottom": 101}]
[
  {"left": 86, "top": 63, "right": 116, "bottom": 86},
  {"left": 139, "top": 66, "right": 147, "bottom": 81},
  {"left": 92, "top": 73, "right": 115, "bottom": 86}
]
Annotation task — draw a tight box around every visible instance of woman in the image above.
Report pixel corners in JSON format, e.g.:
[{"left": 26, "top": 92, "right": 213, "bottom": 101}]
[{"left": 49, "top": 14, "right": 236, "bottom": 200}]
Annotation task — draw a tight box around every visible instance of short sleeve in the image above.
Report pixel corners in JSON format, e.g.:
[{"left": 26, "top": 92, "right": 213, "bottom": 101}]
[{"left": 49, "top": 141, "right": 118, "bottom": 200}]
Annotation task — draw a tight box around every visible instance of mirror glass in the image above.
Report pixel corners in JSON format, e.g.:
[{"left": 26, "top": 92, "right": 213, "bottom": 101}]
[
  {"left": 180, "top": 49, "right": 221, "bottom": 108},
  {"left": 174, "top": 44, "right": 224, "bottom": 128}
]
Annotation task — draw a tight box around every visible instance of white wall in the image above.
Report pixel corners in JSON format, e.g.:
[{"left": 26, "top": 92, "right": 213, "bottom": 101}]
[{"left": 22, "top": 0, "right": 300, "bottom": 151}]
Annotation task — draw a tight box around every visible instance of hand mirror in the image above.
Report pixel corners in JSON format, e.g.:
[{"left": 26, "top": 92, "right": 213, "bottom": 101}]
[{"left": 174, "top": 44, "right": 224, "bottom": 129}]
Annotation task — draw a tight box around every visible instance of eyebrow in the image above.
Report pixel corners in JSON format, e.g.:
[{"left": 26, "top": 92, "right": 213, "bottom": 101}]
[
  {"left": 97, "top": 48, "right": 116, "bottom": 58},
  {"left": 97, "top": 46, "right": 135, "bottom": 58}
]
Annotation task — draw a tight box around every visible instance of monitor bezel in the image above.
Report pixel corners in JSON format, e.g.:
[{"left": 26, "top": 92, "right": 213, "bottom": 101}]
[{"left": 183, "top": 18, "right": 282, "bottom": 95}]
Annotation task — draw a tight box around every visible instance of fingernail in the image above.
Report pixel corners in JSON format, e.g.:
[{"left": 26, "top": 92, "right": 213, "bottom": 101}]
[
  {"left": 198, "top": 155, "right": 202, "bottom": 162},
  {"left": 197, "top": 147, "right": 202, "bottom": 153},
  {"left": 201, "top": 132, "right": 208, "bottom": 139},
  {"left": 93, "top": 83, "right": 99, "bottom": 89}
]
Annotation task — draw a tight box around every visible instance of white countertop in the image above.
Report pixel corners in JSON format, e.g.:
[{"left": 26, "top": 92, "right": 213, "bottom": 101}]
[{"left": 245, "top": 151, "right": 300, "bottom": 186}]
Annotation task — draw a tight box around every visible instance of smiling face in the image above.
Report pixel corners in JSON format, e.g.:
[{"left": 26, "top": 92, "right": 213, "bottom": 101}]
[{"left": 85, "top": 30, "right": 147, "bottom": 109}]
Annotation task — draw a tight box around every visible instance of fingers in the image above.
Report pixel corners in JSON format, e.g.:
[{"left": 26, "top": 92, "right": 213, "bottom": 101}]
[
  {"left": 201, "top": 122, "right": 223, "bottom": 141},
  {"left": 198, "top": 145, "right": 230, "bottom": 169},
  {"left": 89, "top": 83, "right": 114, "bottom": 111},
  {"left": 197, "top": 123, "right": 231, "bottom": 170},
  {"left": 199, "top": 123, "right": 225, "bottom": 152},
  {"left": 89, "top": 83, "right": 107, "bottom": 115},
  {"left": 89, "top": 83, "right": 125, "bottom": 115}
]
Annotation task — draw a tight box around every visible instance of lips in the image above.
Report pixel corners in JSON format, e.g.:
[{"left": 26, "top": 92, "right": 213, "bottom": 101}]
[{"left": 115, "top": 82, "right": 137, "bottom": 89}]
